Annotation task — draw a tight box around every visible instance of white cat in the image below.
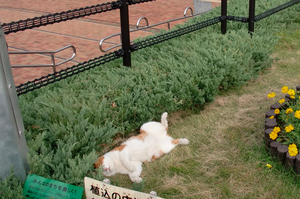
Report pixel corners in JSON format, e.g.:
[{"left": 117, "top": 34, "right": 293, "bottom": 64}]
[{"left": 94, "top": 112, "right": 189, "bottom": 183}]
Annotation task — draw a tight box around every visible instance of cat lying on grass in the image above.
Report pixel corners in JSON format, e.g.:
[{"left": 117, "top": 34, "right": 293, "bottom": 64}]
[{"left": 94, "top": 112, "right": 189, "bottom": 183}]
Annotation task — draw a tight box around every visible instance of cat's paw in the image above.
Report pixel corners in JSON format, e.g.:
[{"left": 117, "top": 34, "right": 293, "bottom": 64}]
[
  {"left": 132, "top": 177, "right": 143, "bottom": 183},
  {"left": 179, "top": 138, "right": 189, "bottom": 145},
  {"left": 161, "top": 112, "right": 168, "bottom": 128},
  {"left": 162, "top": 112, "right": 168, "bottom": 119}
]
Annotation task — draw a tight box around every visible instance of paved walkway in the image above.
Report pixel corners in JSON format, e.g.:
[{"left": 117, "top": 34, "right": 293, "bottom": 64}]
[{"left": 0, "top": 0, "right": 220, "bottom": 85}]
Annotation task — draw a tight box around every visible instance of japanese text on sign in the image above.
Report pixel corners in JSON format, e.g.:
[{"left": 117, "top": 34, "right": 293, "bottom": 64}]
[
  {"left": 84, "top": 177, "right": 164, "bottom": 199},
  {"left": 23, "top": 174, "right": 83, "bottom": 199}
]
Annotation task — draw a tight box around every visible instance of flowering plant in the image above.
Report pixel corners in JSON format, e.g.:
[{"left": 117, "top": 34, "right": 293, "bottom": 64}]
[{"left": 268, "top": 86, "right": 300, "bottom": 157}]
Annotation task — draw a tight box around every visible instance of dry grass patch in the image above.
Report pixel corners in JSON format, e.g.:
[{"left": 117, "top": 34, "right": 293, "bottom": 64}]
[{"left": 98, "top": 26, "right": 300, "bottom": 199}]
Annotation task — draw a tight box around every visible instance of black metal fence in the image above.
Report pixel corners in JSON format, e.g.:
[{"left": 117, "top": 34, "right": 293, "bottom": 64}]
[{"left": 1, "top": 0, "right": 299, "bottom": 96}]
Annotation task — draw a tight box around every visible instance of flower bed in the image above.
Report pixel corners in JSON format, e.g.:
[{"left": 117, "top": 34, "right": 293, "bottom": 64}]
[{"left": 265, "top": 85, "right": 300, "bottom": 172}]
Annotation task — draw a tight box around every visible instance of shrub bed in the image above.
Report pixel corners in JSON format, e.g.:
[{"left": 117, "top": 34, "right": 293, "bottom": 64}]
[{"left": 1, "top": 0, "right": 300, "bottom": 197}]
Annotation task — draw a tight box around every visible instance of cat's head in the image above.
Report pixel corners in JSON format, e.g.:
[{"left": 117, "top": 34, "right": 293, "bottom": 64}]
[{"left": 94, "top": 156, "right": 115, "bottom": 176}]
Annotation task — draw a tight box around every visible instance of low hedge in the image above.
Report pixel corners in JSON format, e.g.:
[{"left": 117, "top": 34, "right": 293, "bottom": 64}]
[{"left": 1, "top": 0, "right": 300, "bottom": 198}]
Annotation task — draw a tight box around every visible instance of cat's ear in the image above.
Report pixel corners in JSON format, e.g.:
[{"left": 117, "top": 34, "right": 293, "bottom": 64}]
[{"left": 94, "top": 156, "right": 105, "bottom": 168}]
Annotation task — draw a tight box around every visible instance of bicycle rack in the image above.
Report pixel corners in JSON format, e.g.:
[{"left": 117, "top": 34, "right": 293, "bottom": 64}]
[
  {"left": 9, "top": 45, "right": 76, "bottom": 73},
  {"left": 99, "top": 7, "right": 201, "bottom": 52}
]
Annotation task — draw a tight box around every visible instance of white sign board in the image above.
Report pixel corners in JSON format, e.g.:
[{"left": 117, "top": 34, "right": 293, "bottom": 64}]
[{"left": 84, "top": 177, "right": 164, "bottom": 199}]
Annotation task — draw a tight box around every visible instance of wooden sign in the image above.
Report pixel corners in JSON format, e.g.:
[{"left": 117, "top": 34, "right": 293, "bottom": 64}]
[{"left": 84, "top": 177, "right": 164, "bottom": 199}]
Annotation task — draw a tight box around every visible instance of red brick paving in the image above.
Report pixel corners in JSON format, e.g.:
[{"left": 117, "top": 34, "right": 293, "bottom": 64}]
[{"left": 0, "top": 0, "right": 219, "bottom": 85}]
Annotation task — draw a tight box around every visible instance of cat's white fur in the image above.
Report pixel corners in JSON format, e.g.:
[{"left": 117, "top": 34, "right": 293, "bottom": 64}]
[{"left": 94, "top": 112, "right": 189, "bottom": 183}]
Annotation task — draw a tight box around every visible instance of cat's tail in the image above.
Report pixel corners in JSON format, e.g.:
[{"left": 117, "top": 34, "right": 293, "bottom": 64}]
[{"left": 161, "top": 112, "right": 168, "bottom": 129}]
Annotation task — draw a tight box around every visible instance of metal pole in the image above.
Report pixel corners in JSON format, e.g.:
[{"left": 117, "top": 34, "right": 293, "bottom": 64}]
[
  {"left": 248, "top": 0, "right": 255, "bottom": 33},
  {"left": 120, "top": 0, "right": 131, "bottom": 67},
  {"left": 50, "top": 53, "right": 56, "bottom": 73},
  {"left": 0, "top": 21, "right": 29, "bottom": 181},
  {"left": 221, "top": 0, "right": 227, "bottom": 34}
]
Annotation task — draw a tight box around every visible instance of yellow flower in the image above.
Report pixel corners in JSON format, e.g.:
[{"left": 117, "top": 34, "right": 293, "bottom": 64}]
[
  {"left": 270, "top": 116, "right": 274, "bottom": 119},
  {"left": 269, "top": 126, "right": 280, "bottom": 140},
  {"left": 268, "top": 92, "right": 276, "bottom": 98},
  {"left": 279, "top": 98, "right": 285, "bottom": 104},
  {"left": 295, "top": 110, "right": 300, "bottom": 119},
  {"left": 288, "top": 89, "right": 296, "bottom": 96},
  {"left": 291, "top": 95, "right": 295, "bottom": 99},
  {"left": 266, "top": 164, "right": 272, "bottom": 169},
  {"left": 269, "top": 131, "right": 278, "bottom": 140},
  {"left": 281, "top": 86, "right": 289, "bottom": 94},
  {"left": 274, "top": 109, "right": 280, "bottom": 114},
  {"left": 286, "top": 108, "right": 293, "bottom": 114},
  {"left": 288, "top": 144, "right": 298, "bottom": 157},
  {"left": 285, "top": 124, "right": 294, "bottom": 133},
  {"left": 273, "top": 126, "right": 281, "bottom": 133}
]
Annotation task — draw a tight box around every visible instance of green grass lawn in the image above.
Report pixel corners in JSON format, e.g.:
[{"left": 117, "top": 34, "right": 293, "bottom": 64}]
[
  {"left": 1, "top": 0, "right": 300, "bottom": 198},
  {"left": 105, "top": 23, "right": 300, "bottom": 199}
]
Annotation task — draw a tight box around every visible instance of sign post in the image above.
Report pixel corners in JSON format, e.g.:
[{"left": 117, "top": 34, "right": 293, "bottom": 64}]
[
  {"left": 0, "top": 20, "right": 29, "bottom": 181},
  {"left": 84, "top": 177, "right": 164, "bottom": 199}
]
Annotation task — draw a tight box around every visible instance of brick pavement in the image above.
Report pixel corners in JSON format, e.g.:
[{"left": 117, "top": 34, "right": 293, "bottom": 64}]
[{"left": 0, "top": 0, "right": 220, "bottom": 85}]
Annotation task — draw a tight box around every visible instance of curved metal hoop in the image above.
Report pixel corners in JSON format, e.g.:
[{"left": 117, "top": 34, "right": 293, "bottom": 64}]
[
  {"left": 9, "top": 45, "right": 76, "bottom": 73},
  {"left": 184, "top": 7, "right": 194, "bottom": 17},
  {"left": 136, "top": 17, "right": 149, "bottom": 29},
  {"left": 99, "top": 6, "right": 201, "bottom": 52}
]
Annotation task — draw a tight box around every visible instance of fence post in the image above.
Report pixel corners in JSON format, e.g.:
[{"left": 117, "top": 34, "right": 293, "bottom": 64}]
[
  {"left": 248, "top": 0, "right": 255, "bottom": 33},
  {"left": 0, "top": 22, "right": 29, "bottom": 181},
  {"left": 221, "top": 0, "right": 227, "bottom": 34},
  {"left": 120, "top": 0, "right": 131, "bottom": 67}
]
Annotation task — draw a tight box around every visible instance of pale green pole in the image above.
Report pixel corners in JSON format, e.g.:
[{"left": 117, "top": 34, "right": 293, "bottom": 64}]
[{"left": 0, "top": 21, "right": 29, "bottom": 181}]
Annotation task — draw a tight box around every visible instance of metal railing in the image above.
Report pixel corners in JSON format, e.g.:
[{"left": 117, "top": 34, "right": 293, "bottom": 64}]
[
  {"left": 9, "top": 45, "right": 76, "bottom": 73},
  {"left": 99, "top": 7, "right": 201, "bottom": 52},
  {"left": 0, "top": 0, "right": 298, "bottom": 95},
  {"left": 2, "top": 2, "right": 123, "bottom": 35}
]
